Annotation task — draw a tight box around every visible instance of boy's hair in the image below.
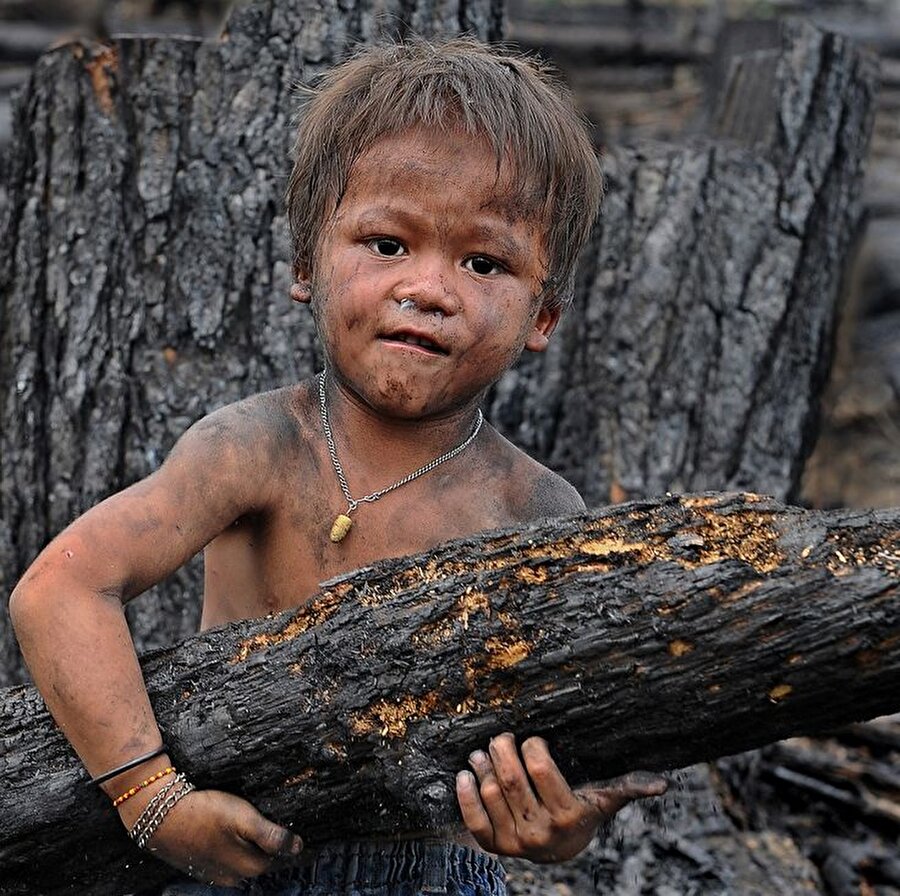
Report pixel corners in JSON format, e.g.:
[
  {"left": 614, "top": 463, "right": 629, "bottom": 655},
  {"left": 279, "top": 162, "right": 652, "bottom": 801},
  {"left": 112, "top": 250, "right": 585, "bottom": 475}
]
[{"left": 286, "top": 37, "right": 602, "bottom": 311}]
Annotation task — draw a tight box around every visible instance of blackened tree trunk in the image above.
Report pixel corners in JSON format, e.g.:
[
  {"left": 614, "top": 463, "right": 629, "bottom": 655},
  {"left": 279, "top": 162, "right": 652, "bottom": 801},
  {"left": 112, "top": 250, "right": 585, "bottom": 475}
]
[
  {"left": 488, "top": 23, "right": 877, "bottom": 509},
  {"left": 0, "top": 493, "right": 898, "bottom": 896}
]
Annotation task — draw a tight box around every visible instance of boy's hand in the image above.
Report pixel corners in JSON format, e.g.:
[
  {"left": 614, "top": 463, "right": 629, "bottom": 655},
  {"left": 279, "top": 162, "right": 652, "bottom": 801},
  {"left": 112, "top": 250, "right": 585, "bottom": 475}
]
[
  {"left": 456, "top": 733, "right": 667, "bottom": 863},
  {"left": 119, "top": 788, "right": 302, "bottom": 886}
]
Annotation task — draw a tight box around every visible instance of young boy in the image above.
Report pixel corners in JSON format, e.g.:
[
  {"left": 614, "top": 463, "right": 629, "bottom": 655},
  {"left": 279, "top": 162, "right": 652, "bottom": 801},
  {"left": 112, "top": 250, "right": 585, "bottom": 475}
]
[{"left": 10, "top": 37, "right": 664, "bottom": 895}]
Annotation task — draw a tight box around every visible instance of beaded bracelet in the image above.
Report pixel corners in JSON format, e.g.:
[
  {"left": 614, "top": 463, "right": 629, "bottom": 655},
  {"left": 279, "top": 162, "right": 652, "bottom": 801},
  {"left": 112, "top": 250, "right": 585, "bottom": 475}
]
[{"left": 112, "top": 766, "right": 176, "bottom": 807}]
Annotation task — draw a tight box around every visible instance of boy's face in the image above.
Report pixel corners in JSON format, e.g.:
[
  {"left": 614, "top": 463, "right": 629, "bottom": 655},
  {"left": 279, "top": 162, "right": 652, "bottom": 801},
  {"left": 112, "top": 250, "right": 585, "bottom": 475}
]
[{"left": 295, "top": 126, "right": 559, "bottom": 420}]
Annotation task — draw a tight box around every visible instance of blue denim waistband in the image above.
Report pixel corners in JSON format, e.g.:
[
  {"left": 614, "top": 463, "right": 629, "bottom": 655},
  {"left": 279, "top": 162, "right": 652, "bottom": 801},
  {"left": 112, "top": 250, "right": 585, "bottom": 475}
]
[
  {"left": 279, "top": 839, "right": 506, "bottom": 894},
  {"left": 160, "top": 839, "right": 507, "bottom": 896}
]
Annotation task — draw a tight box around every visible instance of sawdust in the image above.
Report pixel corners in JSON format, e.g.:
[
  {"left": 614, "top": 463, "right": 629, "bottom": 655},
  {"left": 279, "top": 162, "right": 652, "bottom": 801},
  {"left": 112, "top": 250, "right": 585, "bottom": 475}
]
[
  {"left": 826, "top": 532, "right": 900, "bottom": 576},
  {"left": 668, "top": 639, "right": 695, "bottom": 657},
  {"left": 349, "top": 691, "right": 442, "bottom": 738},
  {"left": 412, "top": 588, "right": 491, "bottom": 647},
  {"left": 283, "top": 768, "right": 315, "bottom": 786},
  {"left": 481, "top": 636, "right": 532, "bottom": 669},
  {"left": 689, "top": 511, "right": 784, "bottom": 573},
  {"left": 768, "top": 683, "right": 793, "bottom": 702},
  {"left": 231, "top": 588, "right": 348, "bottom": 663}
]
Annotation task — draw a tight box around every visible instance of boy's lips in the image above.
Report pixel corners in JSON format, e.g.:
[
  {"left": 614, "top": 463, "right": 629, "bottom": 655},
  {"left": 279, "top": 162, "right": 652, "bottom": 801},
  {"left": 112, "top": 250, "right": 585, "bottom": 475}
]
[{"left": 379, "top": 327, "right": 449, "bottom": 356}]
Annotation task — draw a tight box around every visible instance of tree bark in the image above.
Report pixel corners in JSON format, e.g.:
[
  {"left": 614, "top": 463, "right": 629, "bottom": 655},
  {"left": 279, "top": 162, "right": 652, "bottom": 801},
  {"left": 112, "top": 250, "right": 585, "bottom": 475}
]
[
  {"left": 0, "top": 18, "right": 877, "bottom": 687},
  {"left": 488, "top": 22, "right": 877, "bottom": 508},
  {"left": 0, "top": 493, "right": 897, "bottom": 896}
]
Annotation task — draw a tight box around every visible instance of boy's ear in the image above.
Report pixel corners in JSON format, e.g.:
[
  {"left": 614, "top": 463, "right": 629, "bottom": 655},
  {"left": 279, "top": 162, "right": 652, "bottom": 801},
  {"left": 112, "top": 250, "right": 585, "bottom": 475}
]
[
  {"left": 291, "top": 269, "right": 312, "bottom": 305},
  {"left": 524, "top": 304, "right": 562, "bottom": 353}
]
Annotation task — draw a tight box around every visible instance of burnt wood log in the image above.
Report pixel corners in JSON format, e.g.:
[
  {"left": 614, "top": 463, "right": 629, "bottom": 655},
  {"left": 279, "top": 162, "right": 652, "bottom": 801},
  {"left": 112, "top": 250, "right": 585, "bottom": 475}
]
[
  {"left": 0, "top": 18, "right": 877, "bottom": 688},
  {"left": 762, "top": 739, "right": 900, "bottom": 827},
  {"left": 0, "top": 493, "right": 897, "bottom": 896}
]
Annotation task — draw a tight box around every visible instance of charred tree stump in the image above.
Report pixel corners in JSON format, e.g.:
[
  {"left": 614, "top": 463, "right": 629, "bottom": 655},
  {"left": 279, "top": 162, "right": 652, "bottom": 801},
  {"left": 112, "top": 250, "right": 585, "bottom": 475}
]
[
  {"left": 0, "top": 493, "right": 897, "bottom": 896},
  {"left": 0, "top": 17, "right": 877, "bottom": 688},
  {"left": 489, "top": 22, "right": 877, "bottom": 508}
]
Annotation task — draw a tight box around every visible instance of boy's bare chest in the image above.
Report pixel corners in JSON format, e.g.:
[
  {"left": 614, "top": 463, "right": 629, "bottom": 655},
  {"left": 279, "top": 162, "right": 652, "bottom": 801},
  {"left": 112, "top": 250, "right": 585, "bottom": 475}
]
[{"left": 200, "top": 469, "right": 516, "bottom": 629}]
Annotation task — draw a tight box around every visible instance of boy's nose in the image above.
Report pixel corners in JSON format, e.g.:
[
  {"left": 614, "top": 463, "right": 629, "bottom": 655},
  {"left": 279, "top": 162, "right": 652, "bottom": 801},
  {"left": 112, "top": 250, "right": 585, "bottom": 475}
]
[{"left": 392, "top": 257, "right": 459, "bottom": 316}]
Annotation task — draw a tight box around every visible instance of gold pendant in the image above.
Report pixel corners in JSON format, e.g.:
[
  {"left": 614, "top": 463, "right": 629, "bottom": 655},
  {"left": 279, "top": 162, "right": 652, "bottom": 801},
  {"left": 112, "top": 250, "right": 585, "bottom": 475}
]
[{"left": 330, "top": 513, "right": 353, "bottom": 543}]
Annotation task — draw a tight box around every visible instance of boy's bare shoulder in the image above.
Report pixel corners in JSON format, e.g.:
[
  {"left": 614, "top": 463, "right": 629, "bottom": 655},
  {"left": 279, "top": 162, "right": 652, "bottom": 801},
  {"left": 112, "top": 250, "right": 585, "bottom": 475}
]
[
  {"left": 482, "top": 426, "right": 585, "bottom": 523},
  {"left": 186, "top": 384, "right": 313, "bottom": 447},
  {"left": 521, "top": 463, "right": 586, "bottom": 520},
  {"left": 193, "top": 383, "right": 307, "bottom": 431},
  {"left": 169, "top": 383, "right": 316, "bottom": 495}
]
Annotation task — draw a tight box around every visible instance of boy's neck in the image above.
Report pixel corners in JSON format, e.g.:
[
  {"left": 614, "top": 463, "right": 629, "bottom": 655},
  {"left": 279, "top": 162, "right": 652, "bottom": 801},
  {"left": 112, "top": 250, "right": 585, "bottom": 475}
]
[{"left": 320, "top": 373, "right": 484, "bottom": 485}]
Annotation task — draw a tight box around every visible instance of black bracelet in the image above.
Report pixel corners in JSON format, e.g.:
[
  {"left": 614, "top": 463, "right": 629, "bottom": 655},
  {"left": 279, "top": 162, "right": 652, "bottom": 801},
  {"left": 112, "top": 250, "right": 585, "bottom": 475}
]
[{"left": 90, "top": 745, "right": 168, "bottom": 787}]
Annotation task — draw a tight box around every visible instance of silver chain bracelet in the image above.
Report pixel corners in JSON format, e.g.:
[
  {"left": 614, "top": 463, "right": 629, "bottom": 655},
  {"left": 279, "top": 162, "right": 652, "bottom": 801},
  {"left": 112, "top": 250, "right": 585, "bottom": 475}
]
[{"left": 128, "top": 771, "right": 195, "bottom": 849}]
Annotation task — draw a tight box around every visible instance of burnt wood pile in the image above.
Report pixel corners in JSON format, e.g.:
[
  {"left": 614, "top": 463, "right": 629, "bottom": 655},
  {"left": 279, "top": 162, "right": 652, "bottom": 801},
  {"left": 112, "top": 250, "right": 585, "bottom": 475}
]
[{"left": 718, "top": 717, "right": 900, "bottom": 896}]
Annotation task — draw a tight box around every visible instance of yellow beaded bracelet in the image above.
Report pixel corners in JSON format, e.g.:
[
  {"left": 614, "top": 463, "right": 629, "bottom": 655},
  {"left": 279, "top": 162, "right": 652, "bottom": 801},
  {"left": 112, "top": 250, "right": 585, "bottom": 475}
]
[{"left": 112, "top": 766, "right": 176, "bottom": 807}]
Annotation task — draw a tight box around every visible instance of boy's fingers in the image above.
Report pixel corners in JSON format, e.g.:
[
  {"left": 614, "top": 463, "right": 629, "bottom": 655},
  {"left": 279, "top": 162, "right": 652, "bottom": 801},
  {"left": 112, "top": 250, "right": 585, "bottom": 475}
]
[
  {"left": 468, "top": 748, "right": 516, "bottom": 836},
  {"left": 488, "top": 734, "right": 543, "bottom": 822},
  {"left": 467, "top": 748, "right": 498, "bottom": 789},
  {"left": 240, "top": 809, "right": 303, "bottom": 858},
  {"left": 519, "top": 736, "right": 579, "bottom": 816},
  {"left": 456, "top": 770, "right": 496, "bottom": 850}
]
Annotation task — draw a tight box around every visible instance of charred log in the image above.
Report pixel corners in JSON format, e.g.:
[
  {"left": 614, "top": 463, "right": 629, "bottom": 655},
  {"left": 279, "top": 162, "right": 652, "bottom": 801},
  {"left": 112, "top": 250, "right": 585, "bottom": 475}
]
[{"left": 0, "top": 493, "right": 897, "bottom": 895}]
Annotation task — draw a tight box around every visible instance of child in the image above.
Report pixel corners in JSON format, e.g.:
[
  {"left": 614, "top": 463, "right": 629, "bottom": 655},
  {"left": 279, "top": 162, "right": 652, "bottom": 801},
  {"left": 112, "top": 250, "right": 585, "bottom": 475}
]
[{"left": 10, "top": 37, "right": 665, "bottom": 896}]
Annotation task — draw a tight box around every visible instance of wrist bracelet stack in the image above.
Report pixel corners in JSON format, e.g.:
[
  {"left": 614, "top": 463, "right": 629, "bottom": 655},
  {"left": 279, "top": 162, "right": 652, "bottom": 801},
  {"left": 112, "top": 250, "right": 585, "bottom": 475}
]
[
  {"left": 91, "top": 745, "right": 195, "bottom": 850},
  {"left": 128, "top": 771, "right": 195, "bottom": 849}
]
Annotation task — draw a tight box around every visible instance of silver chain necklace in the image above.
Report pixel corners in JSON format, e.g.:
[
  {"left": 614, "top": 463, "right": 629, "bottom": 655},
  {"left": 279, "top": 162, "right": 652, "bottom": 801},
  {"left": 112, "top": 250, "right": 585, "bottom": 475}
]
[{"left": 318, "top": 372, "right": 484, "bottom": 543}]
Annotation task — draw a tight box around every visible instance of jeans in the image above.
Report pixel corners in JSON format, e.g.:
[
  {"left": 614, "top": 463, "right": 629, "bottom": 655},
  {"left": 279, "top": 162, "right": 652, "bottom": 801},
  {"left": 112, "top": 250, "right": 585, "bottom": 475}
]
[{"left": 159, "top": 839, "right": 507, "bottom": 896}]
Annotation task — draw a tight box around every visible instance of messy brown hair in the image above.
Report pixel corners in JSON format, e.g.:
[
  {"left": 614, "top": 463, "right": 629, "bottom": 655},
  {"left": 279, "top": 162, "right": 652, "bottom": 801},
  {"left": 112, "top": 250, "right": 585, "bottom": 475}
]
[{"left": 286, "top": 37, "right": 602, "bottom": 311}]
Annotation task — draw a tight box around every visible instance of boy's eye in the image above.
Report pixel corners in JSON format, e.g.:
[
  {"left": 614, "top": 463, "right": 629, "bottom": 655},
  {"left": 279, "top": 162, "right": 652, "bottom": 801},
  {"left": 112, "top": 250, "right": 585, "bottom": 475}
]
[
  {"left": 369, "top": 238, "right": 406, "bottom": 257},
  {"left": 465, "top": 255, "right": 504, "bottom": 276}
]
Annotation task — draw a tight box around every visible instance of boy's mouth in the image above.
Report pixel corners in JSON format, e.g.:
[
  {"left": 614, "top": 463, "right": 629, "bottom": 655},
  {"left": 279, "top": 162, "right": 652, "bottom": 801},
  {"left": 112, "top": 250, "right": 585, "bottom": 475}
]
[{"left": 381, "top": 330, "right": 448, "bottom": 356}]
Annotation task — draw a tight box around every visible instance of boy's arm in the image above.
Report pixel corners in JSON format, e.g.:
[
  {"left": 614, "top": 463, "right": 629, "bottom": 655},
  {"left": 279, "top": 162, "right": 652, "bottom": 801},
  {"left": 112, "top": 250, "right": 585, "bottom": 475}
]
[{"left": 9, "top": 402, "right": 302, "bottom": 884}]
